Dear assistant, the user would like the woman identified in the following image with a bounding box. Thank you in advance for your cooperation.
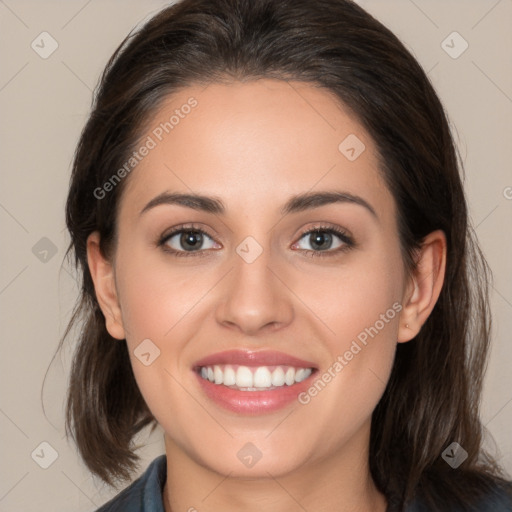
[58,0,512,510]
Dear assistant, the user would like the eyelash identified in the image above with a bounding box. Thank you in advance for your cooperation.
[157,223,355,259]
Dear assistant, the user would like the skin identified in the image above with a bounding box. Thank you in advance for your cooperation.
[87,79,446,512]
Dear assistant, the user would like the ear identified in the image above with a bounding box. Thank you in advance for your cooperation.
[86,231,126,340]
[397,229,447,343]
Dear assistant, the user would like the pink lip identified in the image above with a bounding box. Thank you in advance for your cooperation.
[193,349,317,369]
[192,349,318,415]
[194,373,316,415]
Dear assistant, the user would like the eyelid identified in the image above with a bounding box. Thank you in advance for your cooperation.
[159,222,217,243]
[295,222,353,242]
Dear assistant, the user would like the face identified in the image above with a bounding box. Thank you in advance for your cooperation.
[92,79,412,478]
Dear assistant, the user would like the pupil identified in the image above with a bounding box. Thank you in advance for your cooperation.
[181,231,202,251]
[310,231,331,251]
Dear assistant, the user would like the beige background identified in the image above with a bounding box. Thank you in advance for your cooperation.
[0,0,511,510]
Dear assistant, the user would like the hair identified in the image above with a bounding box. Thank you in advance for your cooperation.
[49,0,511,509]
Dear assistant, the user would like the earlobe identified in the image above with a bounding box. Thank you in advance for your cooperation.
[86,231,126,340]
[397,230,447,343]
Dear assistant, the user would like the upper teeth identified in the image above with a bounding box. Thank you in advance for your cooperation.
[199,364,313,389]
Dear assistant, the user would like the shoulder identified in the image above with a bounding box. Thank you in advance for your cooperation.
[94,454,167,512]
[405,480,512,512]
[471,482,512,511]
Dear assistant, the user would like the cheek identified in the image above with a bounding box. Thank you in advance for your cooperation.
[296,248,403,419]
[115,249,205,343]
[112,250,214,406]
[113,254,201,437]
[297,242,404,348]
[338,253,403,372]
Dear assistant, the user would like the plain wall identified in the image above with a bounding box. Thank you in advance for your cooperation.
[0,1,511,510]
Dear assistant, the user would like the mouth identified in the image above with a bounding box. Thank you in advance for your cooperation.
[196,364,314,390]
[192,350,318,414]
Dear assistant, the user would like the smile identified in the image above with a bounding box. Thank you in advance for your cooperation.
[198,364,314,390]
[193,349,318,414]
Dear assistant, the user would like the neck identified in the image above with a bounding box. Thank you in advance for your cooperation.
[162,422,387,512]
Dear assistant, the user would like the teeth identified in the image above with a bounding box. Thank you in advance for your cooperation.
[214,365,223,384]
[295,368,306,382]
[271,367,285,386]
[236,366,253,387]
[253,367,272,388]
[223,365,236,386]
[285,367,295,386]
[198,364,313,390]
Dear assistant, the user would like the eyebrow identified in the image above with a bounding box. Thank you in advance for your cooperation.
[140,190,378,219]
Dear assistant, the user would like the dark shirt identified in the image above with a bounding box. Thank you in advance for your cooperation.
[95,455,167,512]
[94,454,512,511]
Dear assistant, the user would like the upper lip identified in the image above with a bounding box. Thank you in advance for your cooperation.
[193,349,317,369]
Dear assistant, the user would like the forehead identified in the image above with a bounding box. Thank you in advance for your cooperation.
[119,79,394,221]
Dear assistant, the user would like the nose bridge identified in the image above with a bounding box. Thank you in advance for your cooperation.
[215,237,293,334]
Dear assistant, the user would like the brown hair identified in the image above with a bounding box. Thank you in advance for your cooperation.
[49,0,511,509]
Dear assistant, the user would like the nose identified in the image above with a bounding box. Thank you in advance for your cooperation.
[215,246,294,336]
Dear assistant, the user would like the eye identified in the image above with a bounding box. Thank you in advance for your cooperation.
[159,224,221,257]
[291,225,355,258]
[157,223,355,259]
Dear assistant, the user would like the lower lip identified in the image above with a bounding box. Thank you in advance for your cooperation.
[194,370,316,415]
